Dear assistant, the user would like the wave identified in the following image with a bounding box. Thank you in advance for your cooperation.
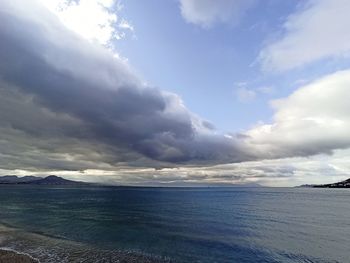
[0,223,172,263]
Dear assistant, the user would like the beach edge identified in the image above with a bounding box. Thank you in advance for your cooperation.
[0,248,39,263]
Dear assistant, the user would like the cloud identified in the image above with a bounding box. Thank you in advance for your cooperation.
[246,70,350,159]
[236,87,256,102]
[2,0,350,186]
[4,149,350,187]
[39,0,133,45]
[259,0,350,71]
[235,83,273,103]
[179,0,255,28]
[0,0,253,172]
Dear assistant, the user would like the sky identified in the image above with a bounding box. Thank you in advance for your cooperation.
[1,0,350,186]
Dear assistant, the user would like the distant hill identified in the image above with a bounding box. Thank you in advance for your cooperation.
[314,178,350,188]
[0,176,263,187]
[298,178,350,188]
[0,175,40,184]
[25,175,86,185]
[0,175,87,185]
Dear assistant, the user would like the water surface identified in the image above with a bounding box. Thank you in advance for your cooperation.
[0,186,349,262]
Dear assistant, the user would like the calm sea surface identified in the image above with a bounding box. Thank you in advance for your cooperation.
[0,186,349,262]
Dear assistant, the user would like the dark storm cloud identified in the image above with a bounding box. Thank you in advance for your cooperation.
[0,0,252,171]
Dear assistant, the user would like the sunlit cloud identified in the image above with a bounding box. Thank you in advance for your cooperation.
[259,0,350,71]
[179,0,255,28]
[39,0,133,46]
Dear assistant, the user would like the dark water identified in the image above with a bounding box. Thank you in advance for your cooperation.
[0,186,349,262]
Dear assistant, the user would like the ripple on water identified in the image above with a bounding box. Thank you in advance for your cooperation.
[0,224,173,263]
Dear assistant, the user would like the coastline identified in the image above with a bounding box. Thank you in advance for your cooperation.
[0,223,171,263]
[0,249,38,263]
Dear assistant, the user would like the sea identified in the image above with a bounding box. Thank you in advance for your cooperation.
[0,186,349,263]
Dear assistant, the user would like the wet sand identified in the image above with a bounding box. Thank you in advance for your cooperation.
[0,249,38,263]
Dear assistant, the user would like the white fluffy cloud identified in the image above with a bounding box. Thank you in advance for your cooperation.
[246,70,350,159]
[179,0,255,28]
[259,0,350,71]
[39,0,133,45]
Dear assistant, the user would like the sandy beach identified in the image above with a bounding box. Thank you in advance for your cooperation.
[0,249,38,263]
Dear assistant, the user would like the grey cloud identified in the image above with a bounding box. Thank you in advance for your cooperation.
[2,0,349,182]
[0,0,252,171]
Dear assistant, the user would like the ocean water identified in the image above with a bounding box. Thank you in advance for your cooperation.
[0,186,349,262]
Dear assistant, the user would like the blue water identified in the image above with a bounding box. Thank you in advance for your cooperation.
[0,186,349,262]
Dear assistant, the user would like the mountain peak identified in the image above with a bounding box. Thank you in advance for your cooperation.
[0,175,86,185]
[30,175,83,185]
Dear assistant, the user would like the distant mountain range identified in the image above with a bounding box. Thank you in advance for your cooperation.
[0,175,87,185]
[0,176,262,187]
[299,178,350,188]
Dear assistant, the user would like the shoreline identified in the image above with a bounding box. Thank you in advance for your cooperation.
[0,223,171,263]
[0,248,38,263]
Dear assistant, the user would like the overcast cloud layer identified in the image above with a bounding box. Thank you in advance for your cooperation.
[1,0,350,186]
[0,0,254,172]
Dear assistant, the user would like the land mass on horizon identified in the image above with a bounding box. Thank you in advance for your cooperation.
[299,178,350,188]
[0,175,263,187]
[0,175,86,186]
